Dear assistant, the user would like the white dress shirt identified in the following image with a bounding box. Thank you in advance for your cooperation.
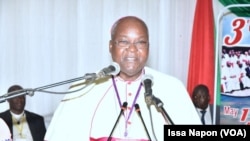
[196,106,212,125]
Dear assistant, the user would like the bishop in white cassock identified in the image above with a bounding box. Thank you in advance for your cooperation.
[44,67,201,141]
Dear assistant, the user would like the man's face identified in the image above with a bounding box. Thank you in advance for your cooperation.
[109,19,149,80]
[8,91,26,114]
[193,92,210,109]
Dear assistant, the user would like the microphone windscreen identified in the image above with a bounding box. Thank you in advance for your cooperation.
[110,62,120,76]
[141,74,153,86]
[135,103,139,110]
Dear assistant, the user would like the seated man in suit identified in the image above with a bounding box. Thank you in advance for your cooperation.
[191,84,220,125]
[0,84,46,141]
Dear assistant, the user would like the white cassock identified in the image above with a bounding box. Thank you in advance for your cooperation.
[44,67,201,141]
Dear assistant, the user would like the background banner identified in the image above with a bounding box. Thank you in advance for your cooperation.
[219,4,250,124]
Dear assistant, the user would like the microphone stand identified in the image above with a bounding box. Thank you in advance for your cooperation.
[108,102,128,141]
[152,96,174,125]
[0,89,34,103]
[135,104,152,141]
[0,73,97,103]
[34,73,97,91]
[144,89,174,125]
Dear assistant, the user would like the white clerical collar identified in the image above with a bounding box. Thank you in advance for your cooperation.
[10,111,24,120]
[115,68,145,82]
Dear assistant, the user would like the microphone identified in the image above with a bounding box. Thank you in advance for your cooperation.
[135,104,152,141]
[108,102,128,141]
[141,74,153,106]
[97,62,120,78]
[84,62,120,80]
[141,74,174,124]
[0,88,34,103]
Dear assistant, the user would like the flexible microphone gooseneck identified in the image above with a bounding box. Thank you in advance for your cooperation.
[135,103,152,141]
[107,102,128,141]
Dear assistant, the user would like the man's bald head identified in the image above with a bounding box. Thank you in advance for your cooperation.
[110,16,148,40]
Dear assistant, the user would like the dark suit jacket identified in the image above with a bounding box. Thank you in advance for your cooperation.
[209,104,220,125]
[0,110,46,141]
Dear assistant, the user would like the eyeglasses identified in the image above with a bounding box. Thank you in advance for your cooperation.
[113,40,149,49]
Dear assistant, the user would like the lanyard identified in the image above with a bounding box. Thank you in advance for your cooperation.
[111,76,143,137]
